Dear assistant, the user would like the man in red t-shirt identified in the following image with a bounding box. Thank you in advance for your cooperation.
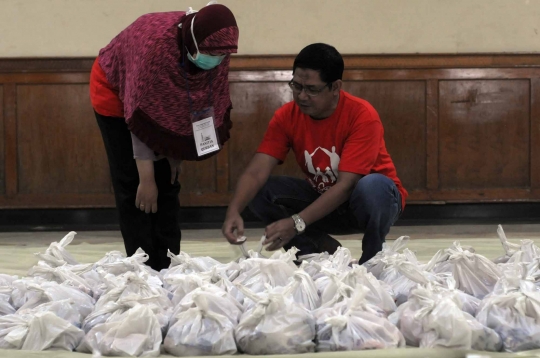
[222,43,408,264]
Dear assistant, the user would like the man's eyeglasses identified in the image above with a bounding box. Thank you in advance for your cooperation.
[288,80,331,97]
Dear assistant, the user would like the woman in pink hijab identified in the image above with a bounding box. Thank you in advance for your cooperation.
[90,2,239,270]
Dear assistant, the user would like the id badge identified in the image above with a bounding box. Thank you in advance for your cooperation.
[191,106,221,157]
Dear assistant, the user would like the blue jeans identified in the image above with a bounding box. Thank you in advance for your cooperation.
[248,174,402,264]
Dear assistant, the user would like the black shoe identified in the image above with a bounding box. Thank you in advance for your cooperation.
[315,235,342,255]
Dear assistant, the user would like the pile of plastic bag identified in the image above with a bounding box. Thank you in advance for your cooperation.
[0,226,539,356]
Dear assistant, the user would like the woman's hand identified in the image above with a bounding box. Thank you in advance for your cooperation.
[135,180,158,213]
[167,157,182,184]
[135,159,158,213]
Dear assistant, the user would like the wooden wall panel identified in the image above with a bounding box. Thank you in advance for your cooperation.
[531,78,540,194]
[1,55,540,208]
[0,85,6,195]
[179,157,218,196]
[16,84,111,194]
[227,82,303,191]
[438,80,530,189]
[426,80,440,192]
[0,86,3,195]
[3,84,17,199]
[342,81,426,192]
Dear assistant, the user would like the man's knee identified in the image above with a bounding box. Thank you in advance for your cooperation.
[351,174,396,204]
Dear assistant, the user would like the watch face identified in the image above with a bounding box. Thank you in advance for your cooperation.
[293,215,306,232]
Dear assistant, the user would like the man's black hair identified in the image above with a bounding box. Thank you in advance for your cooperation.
[293,43,344,83]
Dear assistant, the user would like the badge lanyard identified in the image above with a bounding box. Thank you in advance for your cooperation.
[182,67,221,157]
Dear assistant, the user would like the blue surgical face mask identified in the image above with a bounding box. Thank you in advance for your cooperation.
[187,15,225,70]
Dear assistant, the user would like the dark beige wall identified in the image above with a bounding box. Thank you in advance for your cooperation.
[2,0,540,57]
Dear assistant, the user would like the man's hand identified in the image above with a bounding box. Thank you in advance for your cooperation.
[263,217,296,251]
[135,180,158,213]
[222,210,245,245]
[167,157,182,184]
[221,153,279,245]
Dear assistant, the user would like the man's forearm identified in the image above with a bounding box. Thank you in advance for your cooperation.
[299,181,356,226]
[227,172,266,214]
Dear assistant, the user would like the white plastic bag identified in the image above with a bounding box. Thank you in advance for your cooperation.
[0,274,17,287]
[28,261,93,295]
[235,285,316,354]
[21,311,84,351]
[0,294,15,316]
[34,231,80,267]
[0,312,84,351]
[315,268,345,305]
[435,277,480,316]
[493,225,540,264]
[164,294,237,356]
[237,247,299,274]
[327,247,354,271]
[18,299,82,328]
[170,286,242,328]
[83,293,170,337]
[17,281,95,320]
[232,258,297,304]
[318,313,404,351]
[166,273,208,305]
[389,287,502,351]
[284,269,321,311]
[167,250,221,274]
[208,261,242,283]
[299,254,331,278]
[79,268,110,300]
[0,314,29,349]
[237,235,268,259]
[93,272,170,312]
[10,277,47,309]
[94,250,126,266]
[426,241,501,298]
[506,240,540,264]
[341,265,396,315]
[379,257,433,306]
[77,304,162,357]
[96,248,160,280]
[476,265,540,352]
[316,286,405,351]
[85,272,171,334]
[363,236,410,279]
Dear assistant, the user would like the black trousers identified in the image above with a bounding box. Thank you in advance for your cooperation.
[95,112,181,271]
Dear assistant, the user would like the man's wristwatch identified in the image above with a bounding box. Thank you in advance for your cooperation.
[291,214,306,235]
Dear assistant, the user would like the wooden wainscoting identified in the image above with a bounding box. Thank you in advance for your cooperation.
[1,54,540,208]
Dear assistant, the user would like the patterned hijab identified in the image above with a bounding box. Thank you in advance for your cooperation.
[98,4,239,160]
[180,3,239,63]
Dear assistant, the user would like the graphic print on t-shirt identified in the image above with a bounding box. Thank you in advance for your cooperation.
[304,146,340,193]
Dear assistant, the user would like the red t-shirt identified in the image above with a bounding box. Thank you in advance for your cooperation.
[257,90,408,209]
[89,57,124,118]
